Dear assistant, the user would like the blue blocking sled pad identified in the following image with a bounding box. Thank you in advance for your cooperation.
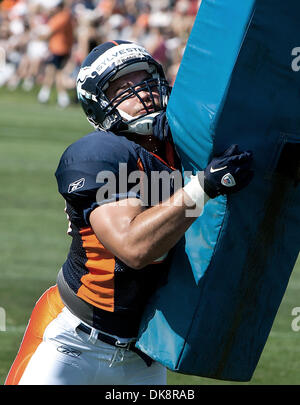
[136,0,300,381]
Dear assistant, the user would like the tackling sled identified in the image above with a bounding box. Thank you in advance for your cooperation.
[136,0,300,381]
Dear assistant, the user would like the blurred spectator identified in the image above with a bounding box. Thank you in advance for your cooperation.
[6,1,49,91]
[37,0,74,107]
[0,0,202,105]
[0,0,19,12]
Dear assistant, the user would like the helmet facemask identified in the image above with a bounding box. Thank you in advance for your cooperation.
[100,71,170,134]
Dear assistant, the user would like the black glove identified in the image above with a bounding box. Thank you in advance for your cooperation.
[203,144,254,198]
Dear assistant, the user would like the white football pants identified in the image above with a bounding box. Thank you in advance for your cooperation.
[13,304,166,385]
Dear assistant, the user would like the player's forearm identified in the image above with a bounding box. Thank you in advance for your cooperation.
[125,187,207,269]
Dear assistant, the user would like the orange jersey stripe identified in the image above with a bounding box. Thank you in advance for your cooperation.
[149,150,177,171]
[77,227,115,312]
[137,157,144,172]
[5,285,64,385]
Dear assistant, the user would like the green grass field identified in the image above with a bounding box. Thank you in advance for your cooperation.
[0,87,299,385]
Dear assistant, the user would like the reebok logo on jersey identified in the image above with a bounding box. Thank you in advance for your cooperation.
[68,178,85,193]
[57,345,81,357]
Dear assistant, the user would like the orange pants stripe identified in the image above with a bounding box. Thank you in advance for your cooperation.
[5,285,64,385]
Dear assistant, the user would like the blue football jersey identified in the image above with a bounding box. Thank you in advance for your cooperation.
[55,128,182,337]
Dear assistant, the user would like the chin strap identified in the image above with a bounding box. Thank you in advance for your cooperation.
[119,110,162,135]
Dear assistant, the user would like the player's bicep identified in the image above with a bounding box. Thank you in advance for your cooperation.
[89,198,144,264]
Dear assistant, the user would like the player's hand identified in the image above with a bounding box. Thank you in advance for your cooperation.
[203,144,254,198]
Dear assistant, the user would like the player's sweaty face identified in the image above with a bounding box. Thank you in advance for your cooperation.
[106,70,160,118]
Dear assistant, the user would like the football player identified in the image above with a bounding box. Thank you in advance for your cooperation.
[5,40,253,385]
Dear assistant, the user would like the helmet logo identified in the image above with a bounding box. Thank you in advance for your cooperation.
[77,68,98,101]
